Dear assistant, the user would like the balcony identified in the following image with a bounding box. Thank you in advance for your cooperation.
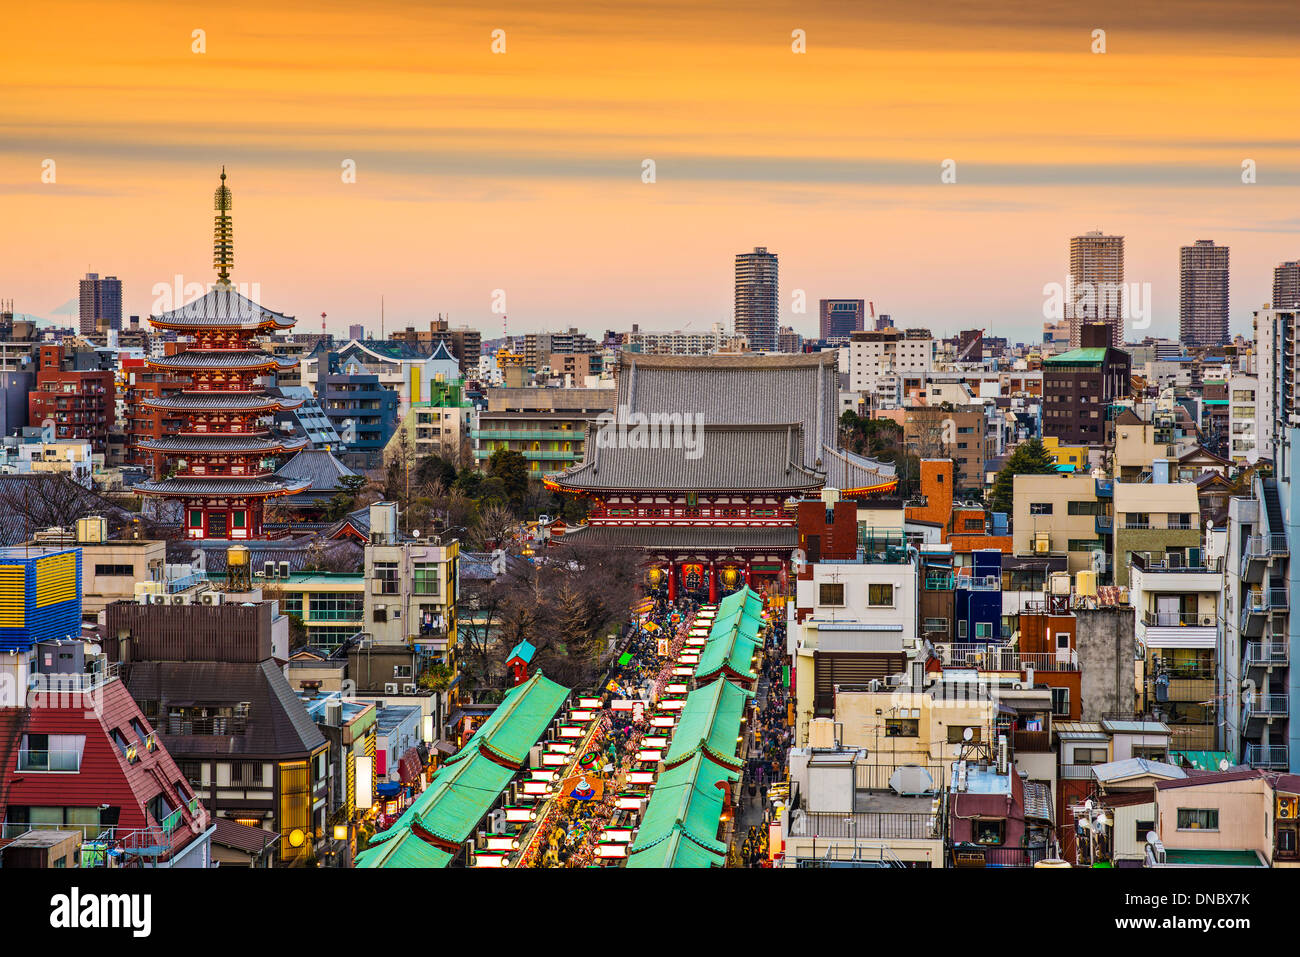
[954,574,1000,592]
[939,644,1080,673]
[27,661,120,694]
[1245,744,1289,768]
[950,843,1050,868]
[1243,694,1289,721]
[15,748,83,772]
[1245,641,1289,669]
[1095,515,1113,535]
[1012,728,1052,752]
[1240,589,1288,636]
[787,811,937,841]
[1142,610,1216,628]
[1059,763,1098,780]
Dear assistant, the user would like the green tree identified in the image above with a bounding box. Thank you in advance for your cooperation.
[988,437,1056,515]
[488,448,529,508]
[323,474,367,522]
[415,455,459,491]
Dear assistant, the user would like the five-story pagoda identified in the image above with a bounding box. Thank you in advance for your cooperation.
[135,169,310,539]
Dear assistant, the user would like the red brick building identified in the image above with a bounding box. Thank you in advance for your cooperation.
[121,355,186,472]
[27,344,115,454]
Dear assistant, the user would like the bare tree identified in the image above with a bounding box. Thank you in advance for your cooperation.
[473,502,516,550]
[0,475,125,542]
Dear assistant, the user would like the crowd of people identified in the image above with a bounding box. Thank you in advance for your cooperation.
[519,586,798,869]
[736,613,792,866]
[527,591,700,867]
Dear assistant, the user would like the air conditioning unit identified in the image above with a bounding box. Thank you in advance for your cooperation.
[279,561,290,578]
[402,683,417,695]
[200,592,223,606]
[384,682,399,694]
[263,561,277,579]
[1034,534,1050,554]
[171,595,188,605]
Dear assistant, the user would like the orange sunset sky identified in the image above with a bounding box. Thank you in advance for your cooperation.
[3,0,1299,342]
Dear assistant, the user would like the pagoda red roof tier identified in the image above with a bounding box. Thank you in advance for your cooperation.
[142,393,302,412]
[134,477,312,498]
[137,434,310,455]
[146,351,298,371]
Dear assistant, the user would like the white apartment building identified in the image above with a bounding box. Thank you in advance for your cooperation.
[623,323,739,356]
[1228,374,1260,464]
[789,527,920,741]
[847,330,934,398]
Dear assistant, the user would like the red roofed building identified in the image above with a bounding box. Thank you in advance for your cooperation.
[0,642,212,868]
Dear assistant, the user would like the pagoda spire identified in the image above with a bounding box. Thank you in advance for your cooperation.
[213,166,234,288]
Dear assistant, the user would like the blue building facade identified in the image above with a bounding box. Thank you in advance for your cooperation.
[0,546,83,651]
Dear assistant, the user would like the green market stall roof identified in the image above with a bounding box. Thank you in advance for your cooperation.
[663,679,751,771]
[355,672,569,868]
[627,752,739,868]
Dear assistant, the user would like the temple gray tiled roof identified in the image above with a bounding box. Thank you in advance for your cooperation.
[275,449,360,504]
[554,424,822,492]
[150,287,295,329]
[550,351,894,492]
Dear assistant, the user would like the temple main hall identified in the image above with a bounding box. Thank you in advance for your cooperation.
[547,351,897,601]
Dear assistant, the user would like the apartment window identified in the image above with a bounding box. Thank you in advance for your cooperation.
[1029,503,1052,515]
[1136,819,1156,843]
[867,583,894,607]
[1176,808,1219,831]
[1050,687,1070,716]
[1073,747,1108,766]
[819,583,845,607]
[975,622,992,639]
[306,593,363,621]
[373,561,399,594]
[1277,827,1298,857]
[373,605,388,623]
[1067,501,1102,516]
[17,734,85,772]
[948,725,981,744]
[177,760,204,788]
[958,620,968,638]
[94,563,134,576]
[924,617,948,634]
[1133,746,1167,762]
[974,819,1005,846]
[229,761,265,787]
[148,793,176,832]
[885,718,919,737]
[413,563,439,595]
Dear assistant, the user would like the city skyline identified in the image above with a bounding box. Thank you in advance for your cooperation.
[3,2,1300,342]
